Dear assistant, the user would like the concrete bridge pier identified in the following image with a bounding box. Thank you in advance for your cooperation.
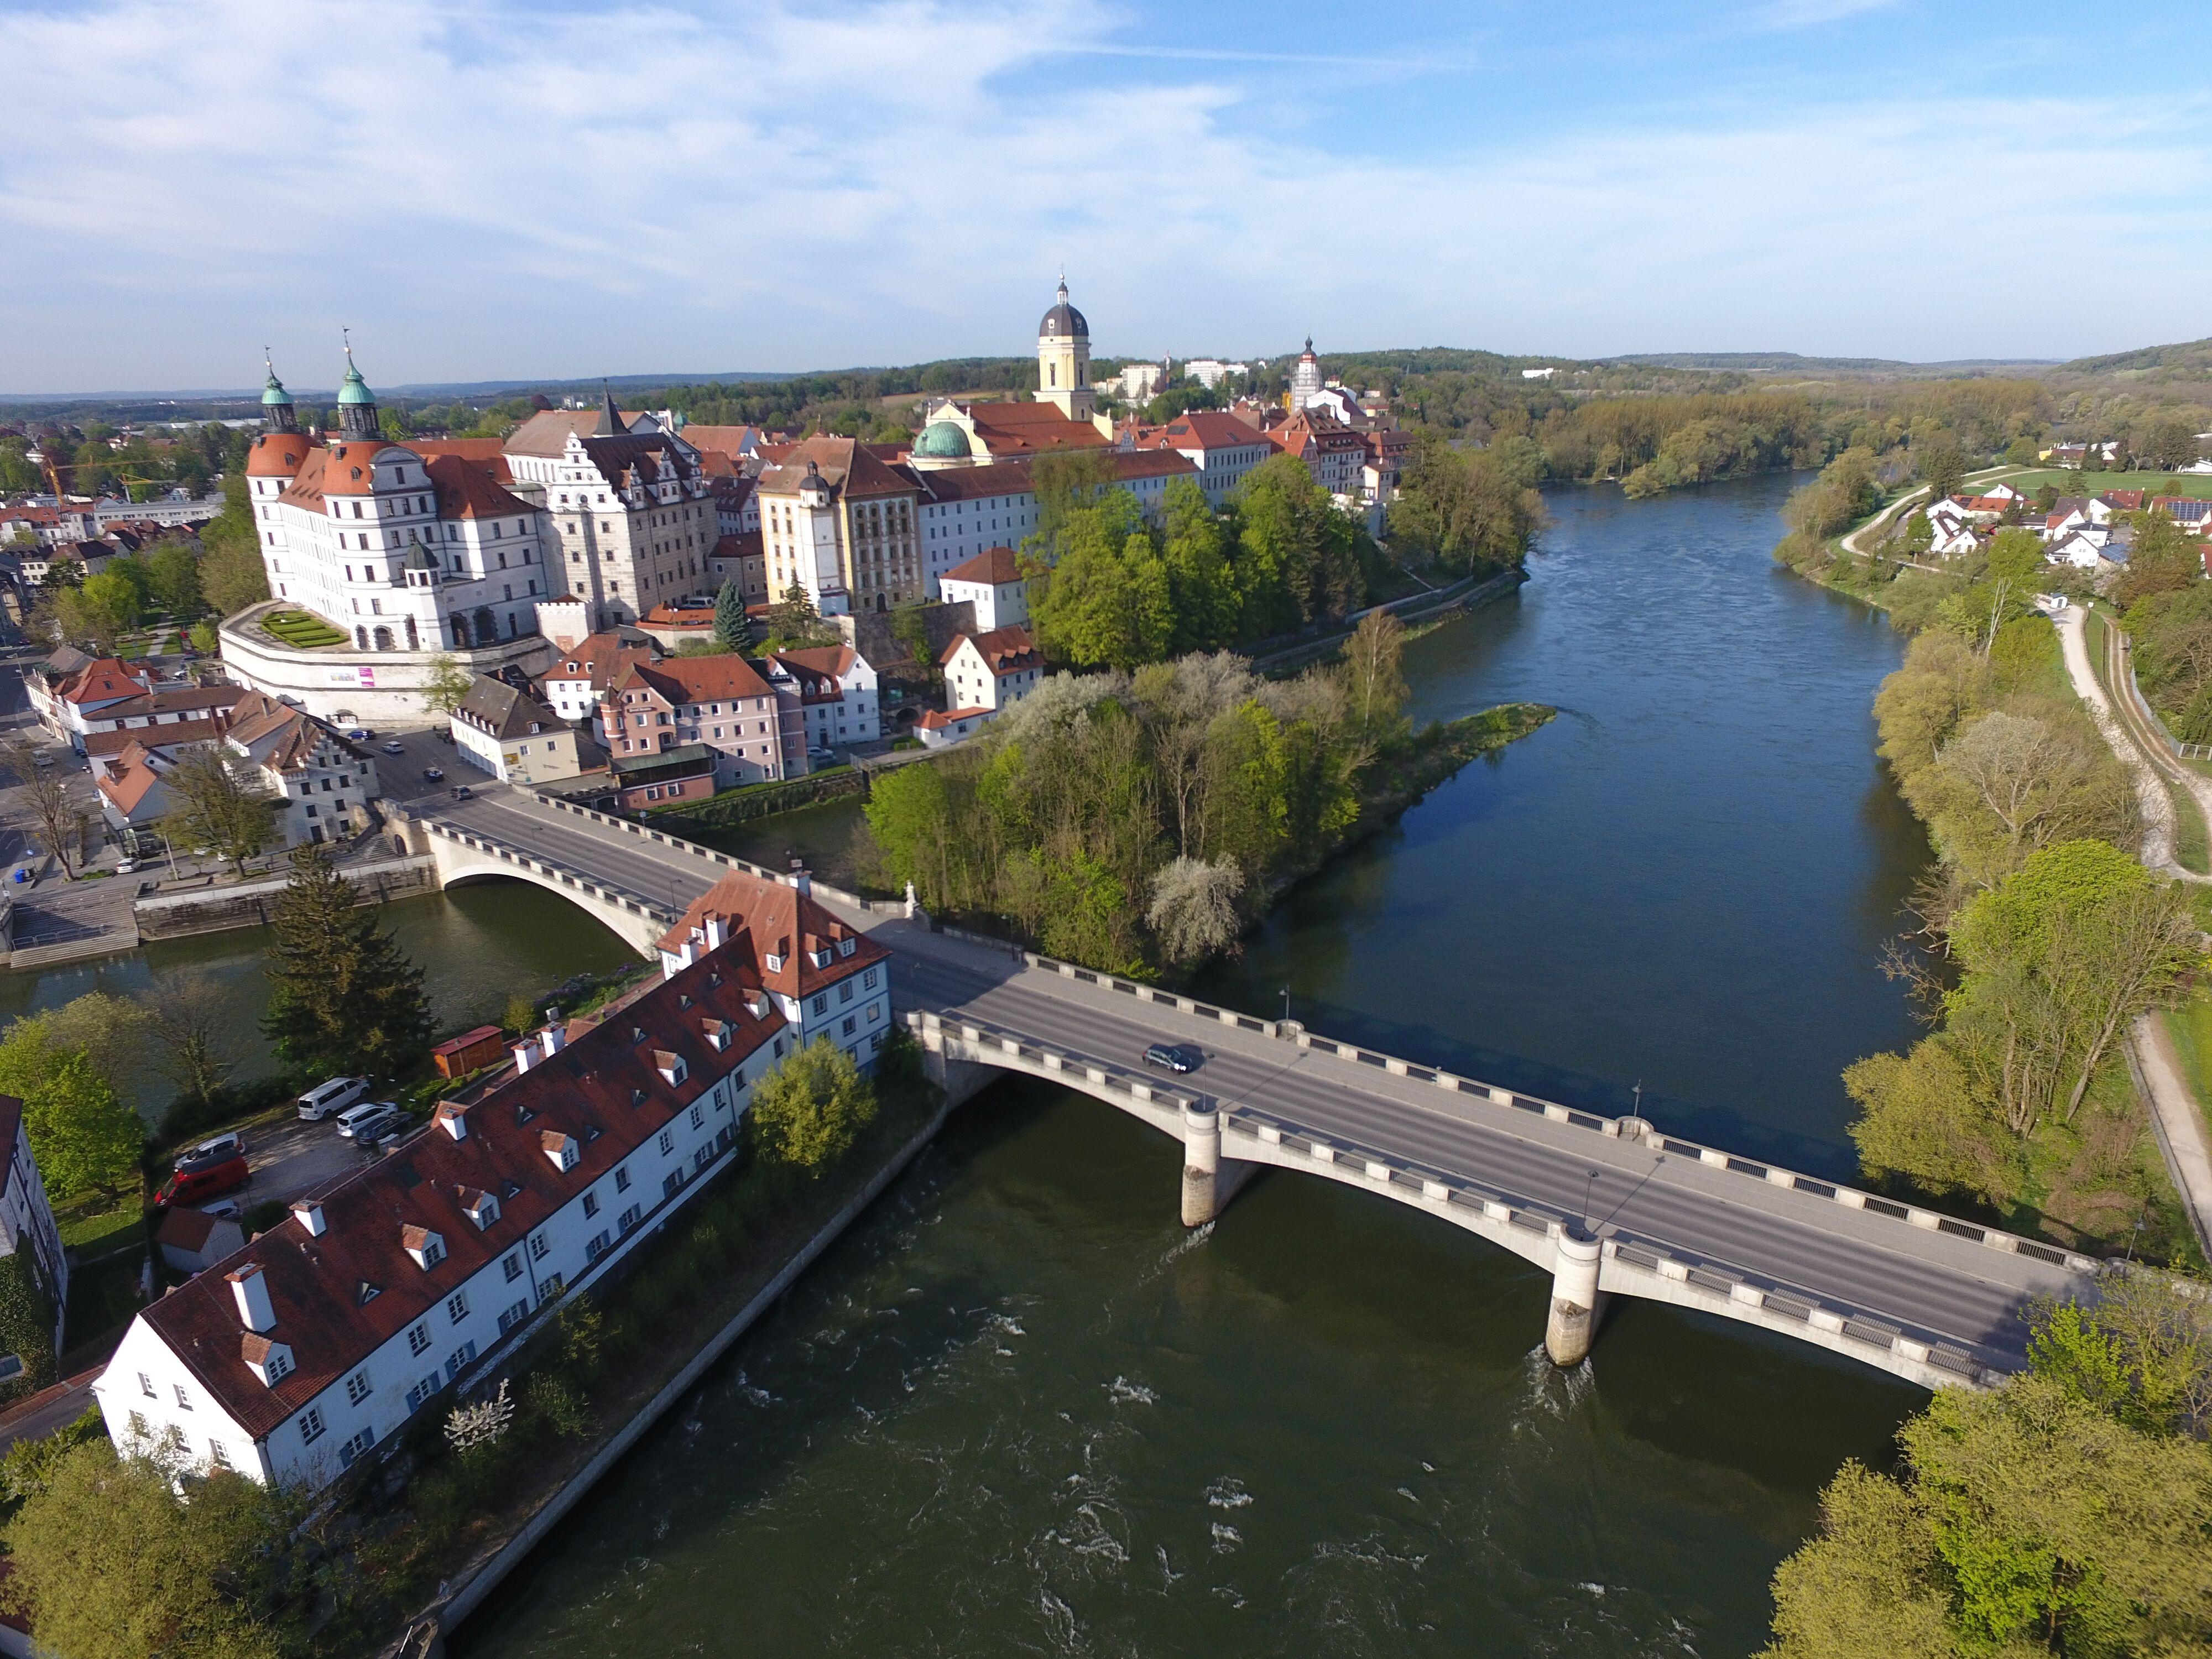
[1543,1230,1605,1367]
[1180,1105,1255,1226]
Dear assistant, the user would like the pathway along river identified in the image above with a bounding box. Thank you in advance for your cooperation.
[442,472,1934,1657]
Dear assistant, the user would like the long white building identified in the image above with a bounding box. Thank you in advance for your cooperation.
[94,873,891,1493]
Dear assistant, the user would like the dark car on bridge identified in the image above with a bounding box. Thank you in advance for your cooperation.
[1143,1042,1203,1074]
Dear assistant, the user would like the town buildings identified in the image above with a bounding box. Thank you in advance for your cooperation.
[0,1097,68,1360]
[92,898,872,1493]
[451,677,585,785]
[221,692,384,846]
[765,645,880,751]
[603,655,796,789]
[1034,278,1094,420]
[754,439,922,617]
[539,628,660,723]
[503,390,718,628]
[938,546,1029,631]
[925,624,1044,749]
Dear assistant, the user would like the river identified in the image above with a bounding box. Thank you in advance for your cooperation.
[440,474,1937,1659]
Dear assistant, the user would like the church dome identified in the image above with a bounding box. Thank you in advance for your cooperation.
[337,351,375,406]
[913,420,971,460]
[1038,279,1088,340]
[262,367,294,407]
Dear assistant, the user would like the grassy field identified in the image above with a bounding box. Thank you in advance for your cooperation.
[2004,468,2212,499]
[262,609,347,648]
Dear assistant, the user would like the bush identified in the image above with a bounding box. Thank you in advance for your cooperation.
[748,1037,877,1172]
[0,1252,58,1400]
[523,1374,592,1439]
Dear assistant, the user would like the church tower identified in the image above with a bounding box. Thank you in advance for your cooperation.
[1035,278,1092,420]
[336,333,380,439]
[260,351,298,435]
[1290,337,1323,412]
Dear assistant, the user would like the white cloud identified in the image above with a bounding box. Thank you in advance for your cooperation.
[1,0,2208,391]
[1750,0,1902,29]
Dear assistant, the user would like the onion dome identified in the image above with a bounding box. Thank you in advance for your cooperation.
[337,353,375,406]
[1038,278,1087,340]
[913,420,972,460]
[261,354,294,407]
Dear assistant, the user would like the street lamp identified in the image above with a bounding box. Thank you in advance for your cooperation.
[1279,986,1291,1024]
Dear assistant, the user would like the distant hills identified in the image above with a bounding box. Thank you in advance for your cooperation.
[2056,337,2212,377]
[1609,351,2057,376]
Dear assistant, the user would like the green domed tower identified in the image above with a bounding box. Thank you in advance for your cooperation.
[910,419,973,468]
[336,334,379,439]
[260,351,298,435]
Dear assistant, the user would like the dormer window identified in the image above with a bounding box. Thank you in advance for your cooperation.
[703,1020,731,1052]
[810,947,832,969]
[242,1334,294,1387]
[654,1051,686,1086]
[542,1129,580,1171]
[403,1227,446,1270]
[764,952,784,973]
[461,1189,500,1230]
[838,937,857,958]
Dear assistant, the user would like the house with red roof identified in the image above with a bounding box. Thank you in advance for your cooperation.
[92,917,814,1492]
[927,625,1045,747]
[26,654,154,749]
[938,546,1029,632]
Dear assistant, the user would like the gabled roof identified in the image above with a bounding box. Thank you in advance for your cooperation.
[915,462,1037,504]
[655,870,888,1000]
[755,435,917,502]
[942,546,1024,586]
[425,454,533,520]
[456,675,562,740]
[59,659,152,706]
[544,628,659,690]
[941,624,1041,674]
[1156,410,1270,451]
[504,408,634,457]
[613,654,774,707]
[132,940,787,1441]
[319,441,405,498]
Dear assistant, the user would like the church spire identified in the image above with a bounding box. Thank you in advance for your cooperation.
[592,379,623,437]
[336,328,379,439]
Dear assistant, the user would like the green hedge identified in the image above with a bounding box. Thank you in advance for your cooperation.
[650,765,868,829]
[0,1251,57,1401]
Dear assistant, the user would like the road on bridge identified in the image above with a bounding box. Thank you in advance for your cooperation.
[427,787,2086,1378]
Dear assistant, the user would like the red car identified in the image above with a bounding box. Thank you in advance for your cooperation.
[155,1155,248,1209]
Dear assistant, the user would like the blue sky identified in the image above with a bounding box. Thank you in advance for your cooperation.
[3,0,2209,393]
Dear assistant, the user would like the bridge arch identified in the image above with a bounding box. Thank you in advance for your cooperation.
[421,826,675,955]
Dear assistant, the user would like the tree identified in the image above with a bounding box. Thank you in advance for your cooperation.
[2144,413,2199,472]
[144,541,203,619]
[503,991,538,1036]
[1145,855,1245,962]
[420,653,474,719]
[0,1015,144,1201]
[1339,609,1410,739]
[160,747,276,877]
[748,1035,875,1170]
[195,475,269,618]
[2112,509,2204,608]
[0,1437,289,1659]
[2002,435,2042,466]
[1912,431,1968,503]
[764,581,831,649]
[713,577,748,650]
[138,972,238,1114]
[262,844,432,1078]
[1388,432,1543,578]
[1,741,93,879]
[889,602,937,686]
[1235,454,1369,629]
[1160,477,1239,653]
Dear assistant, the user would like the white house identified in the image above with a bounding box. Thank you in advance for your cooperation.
[451,676,583,785]
[221,692,384,847]
[92,920,816,1493]
[2049,529,2115,570]
[939,625,1043,717]
[763,645,879,751]
[1144,410,1273,507]
[937,546,1029,632]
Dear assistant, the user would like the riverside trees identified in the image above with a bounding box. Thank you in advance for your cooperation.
[262,844,431,1079]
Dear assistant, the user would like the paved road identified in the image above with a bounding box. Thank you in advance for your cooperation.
[413,790,2091,1375]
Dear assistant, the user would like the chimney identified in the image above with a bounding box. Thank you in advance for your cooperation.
[512,1039,539,1074]
[541,1016,567,1057]
[789,859,811,898]
[704,915,727,951]
[437,1102,468,1141]
[290,1199,326,1237]
[227,1262,276,1333]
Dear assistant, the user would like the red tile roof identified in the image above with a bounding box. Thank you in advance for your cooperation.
[655,870,887,1000]
[942,546,1024,585]
[134,941,786,1440]
[941,624,1041,674]
[246,432,316,479]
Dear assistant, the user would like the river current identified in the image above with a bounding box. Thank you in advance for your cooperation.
[439,474,1936,1658]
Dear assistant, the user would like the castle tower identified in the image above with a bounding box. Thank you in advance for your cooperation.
[1290,337,1323,412]
[336,333,379,439]
[1036,277,1092,420]
[260,351,298,435]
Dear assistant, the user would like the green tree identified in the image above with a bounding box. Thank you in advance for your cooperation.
[1234,454,1368,632]
[713,577,748,649]
[1387,432,1542,578]
[1912,431,1968,503]
[0,1015,144,1201]
[0,1437,289,1659]
[1339,609,1410,740]
[2144,413,2199,471]
[160,747,277,877]
[0,1254,56,1397]
[421,653,474,719]
[748,1035,876,1170]
[2002,435,2042,466]
[1160,477,1239,652]
[262,843,432,1078]
[1029,494,1172,670]
[144,541,203,618]
[195,476,269,617]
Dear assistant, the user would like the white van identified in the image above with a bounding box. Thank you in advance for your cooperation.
[334,1101,401,1141]
[297,1076,370,1121]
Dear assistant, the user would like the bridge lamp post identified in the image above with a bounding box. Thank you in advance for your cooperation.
[1279,987,1290,1024]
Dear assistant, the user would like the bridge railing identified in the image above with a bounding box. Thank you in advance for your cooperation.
[420,817,682,930]
[530,793,889,917]
[951,945,2105,1282]
[913,1009,2012,1386]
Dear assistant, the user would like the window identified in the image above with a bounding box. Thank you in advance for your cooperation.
[618,1203,642,1234]
[208,1441,231,1470]
[298,1407,326,1446]
[446,1290,469,1324]
[658,1128,675,1156]
[614,1166,630,1194]
[138,1371,154,1398]
[406,1376,439,1413]
[664,1169,685,1199]
[583,1191,600,1219]
[497,1298,530,1334]
[812,995,827,1017]
[338,1426,376,1468]
[443,1342,478,1383]
[863,967,878,992]
[128,1410,147,1439]
[530,1230,550,1261]
[538,1272,565,1303]
[345,1368,373,1406]
[839,980,853,1004]
[175,1385,193,1412]
[586,1230,611,1261]
[503,1251,523,1282]
[408,1321,430,1356]
[690,1103,705,1130]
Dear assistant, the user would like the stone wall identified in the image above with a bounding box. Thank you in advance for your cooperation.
[134,855,437,941]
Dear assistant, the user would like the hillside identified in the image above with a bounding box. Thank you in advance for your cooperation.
[2059,336,2212,379]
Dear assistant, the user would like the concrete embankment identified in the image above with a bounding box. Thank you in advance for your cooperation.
[133,855,438,942]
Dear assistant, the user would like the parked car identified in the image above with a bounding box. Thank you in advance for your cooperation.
[296,1076,370,1121]
[357,1114,415,1153]
[175,1130,246,1171]
[155,1155,247,1209]
[1142,1042,1203,1074]
[199,1198,244,1221]
[333,1100,403,1141]
[344,727,373,742]
[450,785,472,800]
[380,740,406,755]
[422,766,445,782]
